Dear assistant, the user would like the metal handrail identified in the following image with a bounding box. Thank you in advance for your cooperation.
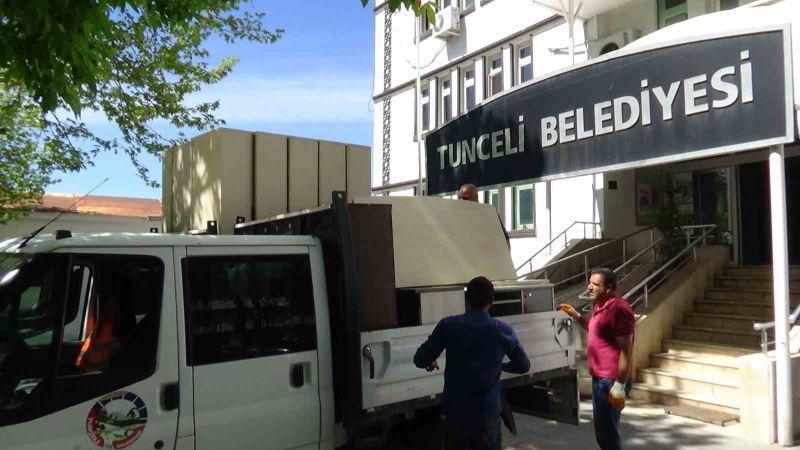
[754,303,800,354]
[622,224,717,309]
[515,221,602,274]
[575,236,666,303]
[518,226,655,280]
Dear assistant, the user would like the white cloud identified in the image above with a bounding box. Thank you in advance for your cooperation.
[76,71,375,126]
[189,71,374,124]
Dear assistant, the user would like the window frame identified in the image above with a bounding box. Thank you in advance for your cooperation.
[658,0,688,28]
[517,44,533,84]
[421,87,431,132]
[440,77,453,123]
[511,184,536,234]
[182,253,317,367]
[462,68,476,112]
[488,54,504,97]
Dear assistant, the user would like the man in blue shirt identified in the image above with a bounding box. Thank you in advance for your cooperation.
[413,276,531,450]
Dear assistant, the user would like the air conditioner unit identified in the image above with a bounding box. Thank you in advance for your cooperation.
[588,28,642,58]
[433,5,460,39]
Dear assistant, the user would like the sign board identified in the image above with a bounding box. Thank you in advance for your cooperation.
[425,26,795,195]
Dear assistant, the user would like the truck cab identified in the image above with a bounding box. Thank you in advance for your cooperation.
[0,233,335,450]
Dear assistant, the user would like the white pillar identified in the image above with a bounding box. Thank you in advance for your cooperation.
[502,46,513,90]
[450,67,460,117]
[768,144,793,446]
[474,58,485,104]
[429,78,438,129]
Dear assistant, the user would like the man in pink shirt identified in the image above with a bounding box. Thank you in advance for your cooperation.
[558,268,634,450]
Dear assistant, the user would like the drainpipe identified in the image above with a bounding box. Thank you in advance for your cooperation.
[768,144,793,446]
[415,18,424,196]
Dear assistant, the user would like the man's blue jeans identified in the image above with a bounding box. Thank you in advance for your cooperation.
[444,416,501,450]
[592,377,631,450]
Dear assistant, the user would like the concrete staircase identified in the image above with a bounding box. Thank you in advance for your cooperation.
[630,265,800,422]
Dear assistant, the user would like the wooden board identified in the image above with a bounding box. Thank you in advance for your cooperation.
[217,128,253,234]
[319,141,346,206]
[354,196,516,288]
[348,203,397,331]
[289,137,319,211]
[254,132,288,220]
[346,145,371,198]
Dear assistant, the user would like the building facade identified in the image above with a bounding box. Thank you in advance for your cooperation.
[372,0,766,271]
[372,0,600,271]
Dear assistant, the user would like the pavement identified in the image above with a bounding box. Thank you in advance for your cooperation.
[502,400,800,450]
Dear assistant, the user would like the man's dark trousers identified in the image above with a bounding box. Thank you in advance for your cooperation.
[592,377,632,450]
[444,416,501,450]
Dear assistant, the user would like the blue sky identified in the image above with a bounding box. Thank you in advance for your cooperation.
[49,1,376,199]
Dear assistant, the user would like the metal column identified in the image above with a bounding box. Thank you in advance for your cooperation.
[768,144,793,446]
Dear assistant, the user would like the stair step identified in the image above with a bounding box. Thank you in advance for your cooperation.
[705,288,800,303]
[673,325,761,348]
[716,276,800,290]
[630,382,739,415]
[684,312,768,332]
[694,299,777,317]
[662,339,756,358]
[724,265,800,278]
[649,352,740,381]
[664,404,740,427]
[637,368,739,404]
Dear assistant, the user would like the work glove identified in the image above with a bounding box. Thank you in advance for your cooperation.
[608,381,626,410]
[557,303,577,318]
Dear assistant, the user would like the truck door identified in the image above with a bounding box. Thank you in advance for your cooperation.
[182,246,321,450]
[0,248,179,450]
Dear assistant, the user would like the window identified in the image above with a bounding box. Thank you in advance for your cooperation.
[658,0,688,28]
[0,253,164,425]
[441,79,452,122]
[421,88,430,132]
[488,54,503,96]
[720,0,738,10]
[462,0,475,11]
[483,189,500,210]
[463,69,476,111]
[518,45,533,83]
[184,254,316,366]
[513,184,535,231]
[442,0,451,6]
[419,15,432,36]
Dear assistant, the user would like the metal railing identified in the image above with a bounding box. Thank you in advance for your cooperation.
[515,221,602,275]
[621,224,717,310]
[754,304,800,355]
[517,226,655,281]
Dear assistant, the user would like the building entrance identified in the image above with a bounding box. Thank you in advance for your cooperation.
[739,155,800,265]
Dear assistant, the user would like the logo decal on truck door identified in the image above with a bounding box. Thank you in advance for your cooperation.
[86,391,148,449]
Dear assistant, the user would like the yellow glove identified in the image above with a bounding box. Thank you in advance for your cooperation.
[608,381,626,410]
[557,303,576,317]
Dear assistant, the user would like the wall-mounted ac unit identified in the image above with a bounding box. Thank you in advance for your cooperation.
[433,5,460,39]
[588,28,642,58]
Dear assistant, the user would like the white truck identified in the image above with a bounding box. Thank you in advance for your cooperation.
[0,193,577,450]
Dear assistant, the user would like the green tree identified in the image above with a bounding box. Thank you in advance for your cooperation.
[360,0,437,23]
[0,1,282,221]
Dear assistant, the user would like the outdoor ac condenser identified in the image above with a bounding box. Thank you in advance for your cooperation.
[588,28,642,58]
[433,5,460,39]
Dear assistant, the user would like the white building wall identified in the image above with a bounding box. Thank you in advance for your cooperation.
[0,212,163,240]
[372,1,604,271]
